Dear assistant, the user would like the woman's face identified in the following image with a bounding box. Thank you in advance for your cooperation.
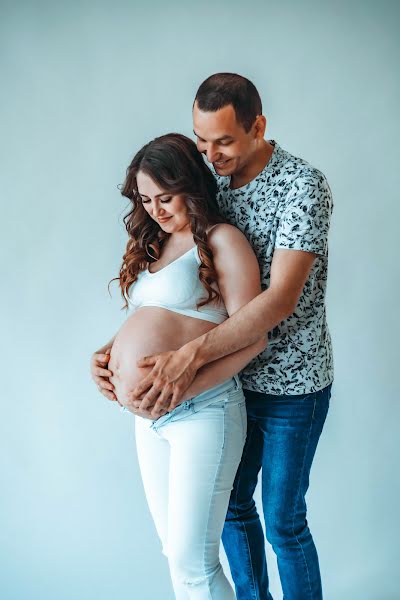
[136,170,190,233]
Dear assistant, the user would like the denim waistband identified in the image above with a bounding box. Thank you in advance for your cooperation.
[188,373,242,405]
[148,374,243,432]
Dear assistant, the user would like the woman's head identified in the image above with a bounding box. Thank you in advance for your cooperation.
[121,132,221,233]
[115,133,224,308]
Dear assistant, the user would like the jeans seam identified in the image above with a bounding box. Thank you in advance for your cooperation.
[230,420,260,600]
[201,402,225,600]
[291,393,317,599]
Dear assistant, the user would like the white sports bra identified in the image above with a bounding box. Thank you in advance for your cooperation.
[127,244,228,325]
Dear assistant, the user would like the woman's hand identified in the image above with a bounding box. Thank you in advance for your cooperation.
[90,347,117,402]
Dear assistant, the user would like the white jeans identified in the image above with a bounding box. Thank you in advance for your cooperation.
[135,375,247,600]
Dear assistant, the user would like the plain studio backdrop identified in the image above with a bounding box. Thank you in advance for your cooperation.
[1,1,399,598]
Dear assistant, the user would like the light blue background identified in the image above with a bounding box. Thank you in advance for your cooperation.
[1,1,399,598]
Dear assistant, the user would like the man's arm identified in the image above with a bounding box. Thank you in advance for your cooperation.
[182,335,267,402]
[190,248,316,367]
[129,336,267,418]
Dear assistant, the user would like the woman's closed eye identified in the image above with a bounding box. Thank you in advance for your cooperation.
[141,197,172,204]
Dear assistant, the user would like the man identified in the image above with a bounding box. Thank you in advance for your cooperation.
[92,73,333,599]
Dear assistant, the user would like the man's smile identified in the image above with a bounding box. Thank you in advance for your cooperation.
[214,158,232,168]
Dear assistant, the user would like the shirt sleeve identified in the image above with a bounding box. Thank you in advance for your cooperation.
[275,171,333,255]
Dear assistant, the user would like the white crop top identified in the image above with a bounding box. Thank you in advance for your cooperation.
[127,245,229,325]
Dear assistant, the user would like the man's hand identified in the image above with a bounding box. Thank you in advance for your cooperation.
[132,345,201,418]
[90,347,117,402]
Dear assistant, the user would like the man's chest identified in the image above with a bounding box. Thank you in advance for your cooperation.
[216,187,285,271]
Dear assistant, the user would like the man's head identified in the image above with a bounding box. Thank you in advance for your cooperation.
[193,73,266,177]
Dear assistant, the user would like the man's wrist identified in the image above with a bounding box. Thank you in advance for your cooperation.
[184,334,210,370]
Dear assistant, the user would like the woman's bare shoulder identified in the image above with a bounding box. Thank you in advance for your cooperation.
[207,223,251,252]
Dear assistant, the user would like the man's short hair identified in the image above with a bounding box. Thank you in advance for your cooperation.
[194,73,262,133]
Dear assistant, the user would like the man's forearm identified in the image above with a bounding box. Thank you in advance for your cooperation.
[181,336,267,401]
[189,288,293,370]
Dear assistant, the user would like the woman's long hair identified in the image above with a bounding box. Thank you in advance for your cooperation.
[114,133,225,309]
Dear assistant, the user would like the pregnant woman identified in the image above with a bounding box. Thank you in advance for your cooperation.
[91,133,266,599]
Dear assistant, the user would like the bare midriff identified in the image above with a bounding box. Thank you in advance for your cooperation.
[108,307,217,408]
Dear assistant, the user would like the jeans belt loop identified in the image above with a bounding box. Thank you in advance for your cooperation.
[233,374,241,390]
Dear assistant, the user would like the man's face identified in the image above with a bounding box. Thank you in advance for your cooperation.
[193,102,257,177]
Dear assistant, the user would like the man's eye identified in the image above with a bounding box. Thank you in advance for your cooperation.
[220,140,233,146]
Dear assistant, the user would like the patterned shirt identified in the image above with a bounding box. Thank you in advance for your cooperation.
[215,141,334,395]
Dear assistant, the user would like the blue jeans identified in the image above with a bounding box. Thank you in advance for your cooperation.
[222,384,331,600]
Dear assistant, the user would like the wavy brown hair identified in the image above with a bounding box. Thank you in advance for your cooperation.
[113,133,226,309]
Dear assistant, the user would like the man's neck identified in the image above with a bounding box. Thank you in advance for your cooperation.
[230,140,275,190]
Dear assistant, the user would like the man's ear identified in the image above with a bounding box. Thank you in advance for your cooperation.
[254,115,267,139]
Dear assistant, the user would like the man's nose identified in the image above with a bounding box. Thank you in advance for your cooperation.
[206,144,220,163]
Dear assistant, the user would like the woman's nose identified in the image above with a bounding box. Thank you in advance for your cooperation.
[153,203,165,217]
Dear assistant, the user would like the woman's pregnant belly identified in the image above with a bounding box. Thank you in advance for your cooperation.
[108,307,217,409]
